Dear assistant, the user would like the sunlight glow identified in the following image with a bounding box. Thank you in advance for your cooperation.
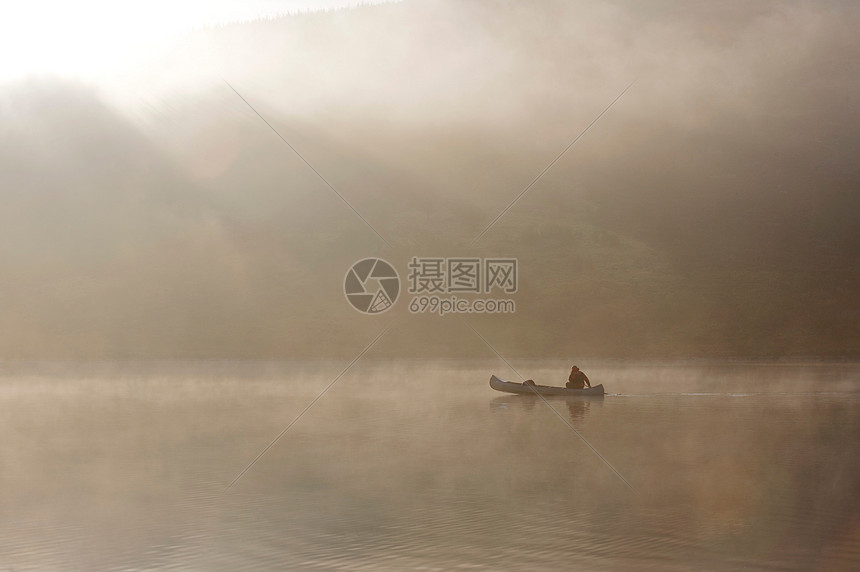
[0,1,395,82]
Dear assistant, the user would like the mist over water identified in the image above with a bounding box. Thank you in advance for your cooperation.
[1,360,857,570]
[2,1,859,569]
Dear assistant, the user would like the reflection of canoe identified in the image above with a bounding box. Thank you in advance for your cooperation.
[490,375,605,396]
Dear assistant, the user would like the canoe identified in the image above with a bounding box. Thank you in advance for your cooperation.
[489,375,605,396]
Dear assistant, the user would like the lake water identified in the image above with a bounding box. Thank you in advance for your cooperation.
[1,360,858,570]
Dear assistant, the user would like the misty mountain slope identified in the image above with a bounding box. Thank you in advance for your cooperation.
[1,0,858,357]
[183,0,860,267]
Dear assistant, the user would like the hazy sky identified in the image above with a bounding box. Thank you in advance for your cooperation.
[0,0,398,81]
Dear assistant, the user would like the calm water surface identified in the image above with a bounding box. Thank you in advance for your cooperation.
[1,360,858,570]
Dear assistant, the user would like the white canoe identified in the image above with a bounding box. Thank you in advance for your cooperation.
[489,375,605,396]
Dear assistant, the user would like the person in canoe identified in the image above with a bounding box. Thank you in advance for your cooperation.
[566,365,591,389]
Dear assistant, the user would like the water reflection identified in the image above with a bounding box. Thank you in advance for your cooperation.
[565,398,593,430]
[0,361,857,571]
[490,394,603,430]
